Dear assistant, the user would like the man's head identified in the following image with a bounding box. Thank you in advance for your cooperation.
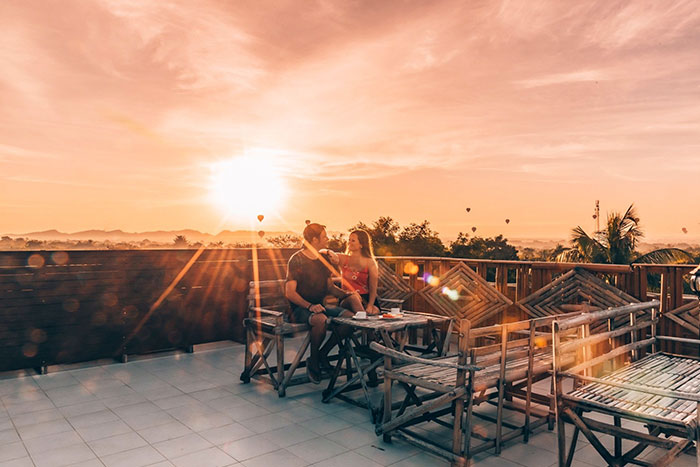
[303,223,329,250]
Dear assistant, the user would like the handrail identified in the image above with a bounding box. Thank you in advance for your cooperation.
[369,342,481,371]
[555,301,660,331]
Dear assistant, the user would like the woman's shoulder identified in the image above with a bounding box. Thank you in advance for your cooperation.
[360,256,377,270]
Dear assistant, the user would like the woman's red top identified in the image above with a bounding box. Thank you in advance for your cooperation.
[339,256,369,294]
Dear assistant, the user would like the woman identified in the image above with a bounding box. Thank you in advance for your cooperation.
[335,230,380,315]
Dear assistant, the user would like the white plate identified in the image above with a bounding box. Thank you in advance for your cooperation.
[352,315,368,320]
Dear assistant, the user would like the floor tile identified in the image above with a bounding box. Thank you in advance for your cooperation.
[101,445,165,467]
[0,457,35,467]
[260,424,318,448]
[68,409,119,428]
[287,437,348,463]
[24,430,84,456]
[388,452,449,467]
[324,425,375,450]
[153,433,212,459]
[311,450,382,467]
[305,415,353,436]
[137,421,192,444]
[0,428,20,445]
[58,401,107,419]
[119,410,175,431]
[0,442,28,463]
[243,413,295,434]
[220,433,280,461]
[12,408,64,428]
[75,419,133,442]
[17,419,74,441]
[31,442,96,467]
[170,447,236,467]
[241,448,306,467]
[88,431,148,457]
[199,423,255,445]
[353,439,418,466]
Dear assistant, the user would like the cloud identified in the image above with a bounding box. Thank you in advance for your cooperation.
[515,70,608,88]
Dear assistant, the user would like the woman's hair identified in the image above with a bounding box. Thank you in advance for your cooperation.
[347,229,375,259]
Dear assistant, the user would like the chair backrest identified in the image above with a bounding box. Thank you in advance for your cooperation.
[248,280,290,314]
[552,300,660,379]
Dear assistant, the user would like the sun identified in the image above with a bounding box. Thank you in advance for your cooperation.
[208,153,287,222]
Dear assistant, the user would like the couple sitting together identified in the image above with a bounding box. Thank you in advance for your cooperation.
[285,223,380,383]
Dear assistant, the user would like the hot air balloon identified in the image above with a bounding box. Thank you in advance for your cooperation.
[257,214,264,222]
[305,220,311,225]
[682,227,688,234]
[592,214,597,219]
[505,219,510,224]
[471,227,477,233]
[258,230,265,238]
[465,208,471,213]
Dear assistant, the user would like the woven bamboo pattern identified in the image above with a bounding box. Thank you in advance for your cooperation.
[569,353,700,425]
[665,300,700,335]
[377,260,415,302]
[517,267,639,318]
[417,263,512,325]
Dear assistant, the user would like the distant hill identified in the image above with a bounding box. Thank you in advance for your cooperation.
[1,229,300,244]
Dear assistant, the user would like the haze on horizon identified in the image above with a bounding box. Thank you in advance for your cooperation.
[2,0,699,243]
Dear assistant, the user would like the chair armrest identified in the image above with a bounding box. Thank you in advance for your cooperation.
[249,306,284,317]
[369,342,481,371]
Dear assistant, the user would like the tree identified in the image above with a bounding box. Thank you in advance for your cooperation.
[173,235,189,248]
[449,233,518,260]
[556,204,693,264]
[328,234,346,252]
[396,221,446,257]
[350,216,400,255]
[267,234,301,249]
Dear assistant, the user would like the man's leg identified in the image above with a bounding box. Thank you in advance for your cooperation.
[307,312,327,381]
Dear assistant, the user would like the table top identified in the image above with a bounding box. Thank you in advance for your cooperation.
[331,311,450,332]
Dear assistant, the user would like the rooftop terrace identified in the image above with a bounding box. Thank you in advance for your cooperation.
[1,338,698,467]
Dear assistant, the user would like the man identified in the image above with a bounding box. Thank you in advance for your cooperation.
[285,223,361,383]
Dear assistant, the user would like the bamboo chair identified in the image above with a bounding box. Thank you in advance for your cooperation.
[239,280,311,397]
[551,300,700,467]
[373,315,572,466]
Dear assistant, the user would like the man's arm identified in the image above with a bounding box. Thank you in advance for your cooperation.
[327,279,353,300]
[285,280,325,313]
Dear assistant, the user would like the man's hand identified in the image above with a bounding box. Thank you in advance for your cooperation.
[309,304,326,313]
[366,304,380,315]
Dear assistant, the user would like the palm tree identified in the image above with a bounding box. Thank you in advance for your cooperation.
[556,204,693,264]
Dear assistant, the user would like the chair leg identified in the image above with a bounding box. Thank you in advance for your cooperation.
[240,325,252,383]
[277,333,286,397]
[282,332,310,391]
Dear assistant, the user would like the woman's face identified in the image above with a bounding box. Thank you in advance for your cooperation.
[348,233,361,252]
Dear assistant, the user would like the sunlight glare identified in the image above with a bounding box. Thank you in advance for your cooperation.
[208,153,287,222]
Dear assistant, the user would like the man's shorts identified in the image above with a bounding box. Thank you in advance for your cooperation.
[290,304,349,325]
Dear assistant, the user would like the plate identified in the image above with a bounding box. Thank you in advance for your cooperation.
[381,314,402,320]
[352,316,368,320]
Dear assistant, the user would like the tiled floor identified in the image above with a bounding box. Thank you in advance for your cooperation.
[0,340,697,467]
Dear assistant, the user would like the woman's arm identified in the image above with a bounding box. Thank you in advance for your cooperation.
[366,260,379,313]
[321,250,345,266]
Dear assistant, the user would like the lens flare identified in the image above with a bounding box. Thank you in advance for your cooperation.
[404,262,419,275]
[424,274,440,287]
[441,287,460,301]
[27,254,45,268]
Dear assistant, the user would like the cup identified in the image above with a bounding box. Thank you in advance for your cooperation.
[355,311,367,319]
[390,307,402,317]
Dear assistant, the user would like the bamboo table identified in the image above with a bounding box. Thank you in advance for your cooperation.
[321,312,452,423]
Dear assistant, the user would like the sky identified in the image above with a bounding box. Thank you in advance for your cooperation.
[2,0,700,242]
